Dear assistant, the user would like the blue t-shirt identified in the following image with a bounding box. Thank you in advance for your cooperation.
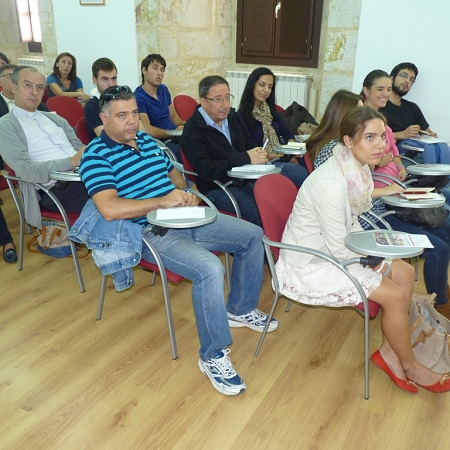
[134,84,175,130]
[47,74,83,98]
[80,130,175,224]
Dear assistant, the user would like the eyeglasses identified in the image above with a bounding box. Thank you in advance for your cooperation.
[100,85,133,108]
[398,72,416,84]
[0,73,12,80]
[203,94,234,104]
[21,82,46,93]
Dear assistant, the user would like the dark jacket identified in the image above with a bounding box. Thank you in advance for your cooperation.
[281,101,317,134]
[180,106,257,194]
[0,95,48,118]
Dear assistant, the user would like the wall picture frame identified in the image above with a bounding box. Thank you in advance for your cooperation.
[79,0,105,5]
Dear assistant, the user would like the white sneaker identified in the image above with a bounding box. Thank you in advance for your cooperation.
[227,308,279,332]
[198,349,246,396]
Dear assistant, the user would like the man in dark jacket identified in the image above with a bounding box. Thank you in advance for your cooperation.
[181,75,267,226]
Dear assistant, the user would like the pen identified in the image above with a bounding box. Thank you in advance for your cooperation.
[262,139,269,152]
[419,130,431,135]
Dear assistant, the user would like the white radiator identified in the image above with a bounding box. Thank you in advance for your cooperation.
[18,57,45,72]
[226,70,313,110]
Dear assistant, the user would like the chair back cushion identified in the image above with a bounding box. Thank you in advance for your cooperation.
[254,174,298,260]
[304,151,314,174]
[75,116,91,145]
[173,95,197,121]
[46,96,84,128]
[180,147,197,184]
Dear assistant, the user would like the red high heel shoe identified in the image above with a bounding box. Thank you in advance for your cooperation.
[371,350,418,394]
[407,374,450,393]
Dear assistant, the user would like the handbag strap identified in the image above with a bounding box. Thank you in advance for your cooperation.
[40,227,63,250]
[411,328,435,348]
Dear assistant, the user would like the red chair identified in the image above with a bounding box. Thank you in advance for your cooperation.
[275,104,285,113]
[96,190,231,360]
[173,95,197,121]
[253,174,380,399]
[304,151,314,174]
[46,96,84,128]
[2,162,85,292]
[75,116,91,145]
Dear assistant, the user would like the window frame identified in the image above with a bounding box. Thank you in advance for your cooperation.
[236,0,324,68]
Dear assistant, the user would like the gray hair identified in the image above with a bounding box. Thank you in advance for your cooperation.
[198,75,229,98]
[11,66,45,86]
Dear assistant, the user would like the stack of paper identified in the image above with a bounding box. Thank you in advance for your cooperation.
[373,231,434,248]
[156,207,206,220]
[231,165,275,172]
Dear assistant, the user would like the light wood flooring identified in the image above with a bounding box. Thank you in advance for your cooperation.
[1,186,450,450]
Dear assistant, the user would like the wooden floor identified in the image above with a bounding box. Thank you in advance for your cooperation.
[1,186,450,450]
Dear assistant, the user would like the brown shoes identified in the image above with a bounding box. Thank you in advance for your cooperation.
[435,302,450,320]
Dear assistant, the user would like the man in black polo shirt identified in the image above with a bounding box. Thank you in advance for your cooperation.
[84,58,118,142]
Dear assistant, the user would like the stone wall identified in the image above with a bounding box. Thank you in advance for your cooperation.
[0,0,30,64]
[36,0,362,119]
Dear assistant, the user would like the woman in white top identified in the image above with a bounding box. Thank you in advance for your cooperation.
[276,106,450,394]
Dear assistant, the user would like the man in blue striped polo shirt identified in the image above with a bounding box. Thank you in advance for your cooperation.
[79,86,278,396]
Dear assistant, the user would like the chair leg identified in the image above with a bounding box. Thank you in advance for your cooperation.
[363,307,370,400]
[225,253,231,291]
[69,240,85,293]
[285,299,293,312]
[415,256,419,281]
[143,235,178,360]
[97,275,108,320]
[150,271,157,286]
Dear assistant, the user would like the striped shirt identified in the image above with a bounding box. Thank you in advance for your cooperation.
[80,130,175,224]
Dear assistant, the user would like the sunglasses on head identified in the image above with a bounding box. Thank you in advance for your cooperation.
[100,85,133,108]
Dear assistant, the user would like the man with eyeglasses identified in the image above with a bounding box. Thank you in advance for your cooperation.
[181,75,268,227]
[78,85,277,396]
[0,66,89,229]
[134,54,184,161]
[0,64,48,118]
[382,62,437,141]
[0,64,49,205]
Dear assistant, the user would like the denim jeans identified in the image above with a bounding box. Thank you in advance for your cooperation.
[142,213,264,360]
[207,182,262,227]
[383,214,450,305]
[272,160,308,188]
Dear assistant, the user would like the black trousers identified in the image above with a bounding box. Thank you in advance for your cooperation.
[39,181,89,212]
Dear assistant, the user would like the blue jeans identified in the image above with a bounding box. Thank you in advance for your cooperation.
[383,214,450,305]
[142,213,264,360]
[272,161,308,187]
[207,182,262,227]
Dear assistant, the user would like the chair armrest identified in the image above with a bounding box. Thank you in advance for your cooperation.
[400,154,419,165]
[262,235,369,311]
[371,172,407,189]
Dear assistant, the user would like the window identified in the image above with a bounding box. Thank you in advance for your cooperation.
[236,0,324,68]
[15,0,42,52]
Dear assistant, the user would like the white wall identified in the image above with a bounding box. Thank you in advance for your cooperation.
[352,0,450,141]
[51,0,139,93]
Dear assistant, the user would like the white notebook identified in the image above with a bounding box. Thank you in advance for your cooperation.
[156,207,206,220]
[231,165,275,172]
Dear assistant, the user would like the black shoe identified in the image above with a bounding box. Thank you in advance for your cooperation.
[3,244,17,263]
